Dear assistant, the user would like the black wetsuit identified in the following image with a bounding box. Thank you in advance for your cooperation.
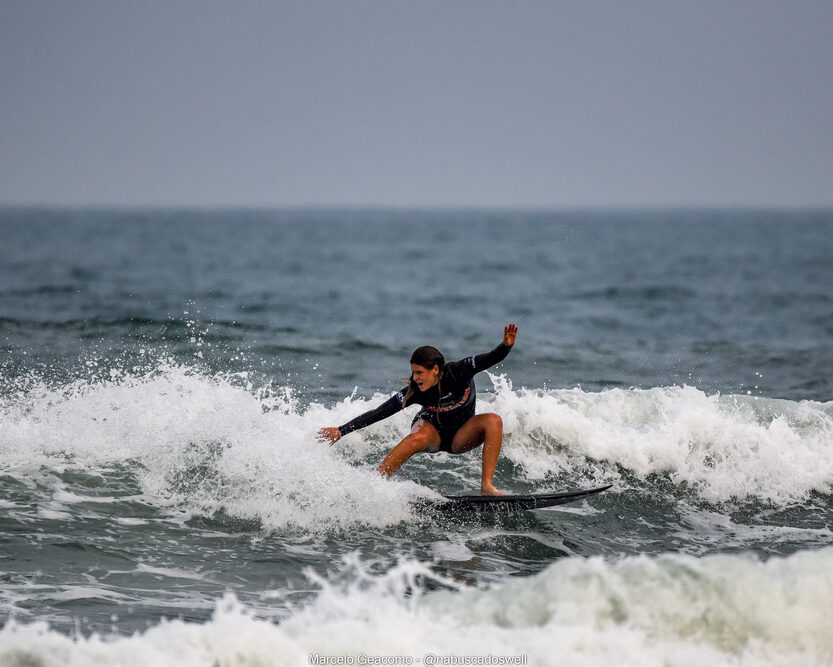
[337,342,513,452]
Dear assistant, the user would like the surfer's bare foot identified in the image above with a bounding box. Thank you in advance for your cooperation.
[480,485,504,496]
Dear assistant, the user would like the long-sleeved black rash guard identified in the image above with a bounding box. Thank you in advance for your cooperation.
[337,342,513,437]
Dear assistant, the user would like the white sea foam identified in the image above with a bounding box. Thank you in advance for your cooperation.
[135,564,208,581]
[1,364,831,535]
[0,362,433,532]
[487,374,833,504]
[1,548,832,666]
[674,506,833,554]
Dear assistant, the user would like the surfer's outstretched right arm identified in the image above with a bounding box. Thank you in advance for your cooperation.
[317,392,405,445]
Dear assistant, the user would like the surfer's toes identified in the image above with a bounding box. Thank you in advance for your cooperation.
[480,486,505,496]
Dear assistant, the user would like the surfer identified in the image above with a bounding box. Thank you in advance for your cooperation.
[317,324,518,495]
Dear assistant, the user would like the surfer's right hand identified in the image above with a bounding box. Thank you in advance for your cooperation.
[317,427,342,446]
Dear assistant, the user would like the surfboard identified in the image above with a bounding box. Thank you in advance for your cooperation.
[424,484,613,512]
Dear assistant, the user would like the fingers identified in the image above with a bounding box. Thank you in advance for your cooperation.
[316,427,341,446]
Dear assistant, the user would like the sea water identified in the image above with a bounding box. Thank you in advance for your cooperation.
[0,207,831,665]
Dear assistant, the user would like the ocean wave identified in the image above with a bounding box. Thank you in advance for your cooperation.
[1,363,831,535]
[0,362,432,533]
[486,374,833,504]
[2,548,832,666]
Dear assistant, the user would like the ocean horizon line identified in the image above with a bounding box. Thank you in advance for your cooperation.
[2,202,832,216]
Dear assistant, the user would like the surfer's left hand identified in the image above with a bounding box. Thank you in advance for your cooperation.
[503,323,518,347]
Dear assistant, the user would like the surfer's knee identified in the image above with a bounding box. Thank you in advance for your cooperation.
[483,413,503,433]
[406,421,441,452]
[403,430,438,453]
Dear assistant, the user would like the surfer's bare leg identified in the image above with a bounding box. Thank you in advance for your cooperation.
[451,413,505,495]
[377,420,440,477]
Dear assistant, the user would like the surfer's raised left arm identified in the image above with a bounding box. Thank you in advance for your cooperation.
[465,323,517,374]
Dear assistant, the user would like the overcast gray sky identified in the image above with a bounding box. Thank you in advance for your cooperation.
[2,1,832,208]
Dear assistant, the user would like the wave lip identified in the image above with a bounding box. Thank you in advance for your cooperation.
[489,377,833,505]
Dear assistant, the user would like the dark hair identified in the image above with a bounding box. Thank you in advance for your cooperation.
[410,345,445,369]
[402,346,445,408]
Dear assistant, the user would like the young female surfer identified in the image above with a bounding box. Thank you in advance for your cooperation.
[317,324,518,495]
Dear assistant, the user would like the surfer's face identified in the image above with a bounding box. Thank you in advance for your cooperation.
[411,363,440,391]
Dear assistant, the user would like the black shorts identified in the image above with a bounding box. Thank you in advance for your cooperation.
[411,413,459,453]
